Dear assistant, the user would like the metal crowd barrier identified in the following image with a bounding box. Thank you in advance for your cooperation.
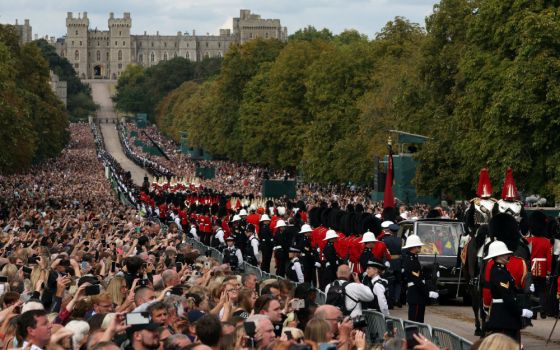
[363,310,472,349]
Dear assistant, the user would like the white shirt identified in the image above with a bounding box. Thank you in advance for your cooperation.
[325,279,374,318]
[249,235,260,259]
[190,225,199,240]
[290,258,304,283]
[22,341,44,350]
[371,275,389,316]
[215,229,225,245]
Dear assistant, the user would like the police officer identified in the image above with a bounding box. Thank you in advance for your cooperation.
[485,240,534,342]
[243,224,260,266]
[362,260,390,316]
[211,219,225,251]
[287,246,304,283]
[403,235,438,322]
[259,214,274,273]
[322,229,341,287]
[382,223,403,308]
[223,235,243,270]
[231,214,247,254]
[273,220,288,277]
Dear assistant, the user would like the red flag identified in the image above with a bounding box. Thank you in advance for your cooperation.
[384,148,395,208]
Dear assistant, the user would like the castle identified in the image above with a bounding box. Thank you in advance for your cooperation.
[55,10,287,80]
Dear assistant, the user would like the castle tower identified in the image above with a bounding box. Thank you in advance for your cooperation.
[66,12,89,79]
[108,12,132,80]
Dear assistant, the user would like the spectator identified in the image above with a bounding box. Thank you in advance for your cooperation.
[195,314,222,350]
[163,334,191,350]
[304,317,333,344]
[17,309,53,350]
[325,264,374,318]
[246,315,276,350]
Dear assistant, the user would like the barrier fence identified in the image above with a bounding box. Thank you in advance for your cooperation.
[185,236,472,349]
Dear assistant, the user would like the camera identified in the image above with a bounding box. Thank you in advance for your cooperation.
[352,315,367,329]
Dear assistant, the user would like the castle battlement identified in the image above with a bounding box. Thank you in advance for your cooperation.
[56,9,287,80]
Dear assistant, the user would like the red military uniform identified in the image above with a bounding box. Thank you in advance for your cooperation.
[482,256,528,307]
[372,240,392,262]
[527,236,552,277]
[247,213,261,233]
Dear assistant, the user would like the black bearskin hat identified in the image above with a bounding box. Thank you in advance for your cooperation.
[309,207,321,228]
[529,210,547,237]
[489,213,520,251]
[382,207,396,222]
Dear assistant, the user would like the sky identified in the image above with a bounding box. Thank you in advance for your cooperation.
[0,0,438,39]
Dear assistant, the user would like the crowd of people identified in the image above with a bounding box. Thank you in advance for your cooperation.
[0,120,547,350]
[0,122,469,350]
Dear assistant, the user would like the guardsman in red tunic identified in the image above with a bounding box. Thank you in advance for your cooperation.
[527,210,552,319]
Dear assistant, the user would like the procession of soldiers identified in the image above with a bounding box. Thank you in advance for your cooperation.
[135,165,560,346]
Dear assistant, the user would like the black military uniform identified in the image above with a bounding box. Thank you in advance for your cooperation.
[244,224,259,266]
[403,250,429,322]
[299,233,319,285]
[259,221,274,273]
[359,248,374,275]
[382,225,403,308]
[233,221,247,254]
[274,226,288,277]
[323,241,340,287]
[485,262,523,341]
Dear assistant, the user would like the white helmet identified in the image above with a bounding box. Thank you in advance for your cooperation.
[360,231,377,243]
[232,215,241,222]
[250,204,257,211]
[260,214,271,222]
[381,220,394,228]
[275,220,286,228]
[323,229,339,241]
[403,235,424,249]
[239,209,248,216]
[277,207,286,216]
[484,241,513,260]
[299,224,312,233]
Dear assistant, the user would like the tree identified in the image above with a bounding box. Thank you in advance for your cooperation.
[290,26,334,42]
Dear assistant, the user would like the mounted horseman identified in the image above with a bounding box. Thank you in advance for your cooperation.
[462,168,497,336]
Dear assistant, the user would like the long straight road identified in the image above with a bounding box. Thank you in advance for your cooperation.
[88,80,151,186]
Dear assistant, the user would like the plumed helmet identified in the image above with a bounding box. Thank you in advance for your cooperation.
[476,168,493,198]
[529,210,547,237]
[501,167,519,201]
[489,213,520,252]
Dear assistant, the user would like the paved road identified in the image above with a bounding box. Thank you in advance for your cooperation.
[391,303,560,349]
[88,80,151,186]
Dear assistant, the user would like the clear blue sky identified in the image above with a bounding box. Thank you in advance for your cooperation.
[0,0,437,39]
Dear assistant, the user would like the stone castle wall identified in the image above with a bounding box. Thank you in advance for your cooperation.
[56,9,287,80]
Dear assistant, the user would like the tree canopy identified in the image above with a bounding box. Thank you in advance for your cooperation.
[151,0,560,201]
[0,25,69,173]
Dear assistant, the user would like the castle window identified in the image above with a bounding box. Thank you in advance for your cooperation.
[265,32,269,38]
[118,63,122,69]
[75,30,78,35]
[74,50,79,61]
[96,51,100,61]
[187,43,189,48]
[139,42,142,47]
[119,31,122,36]
[186,52,189,59]
[151,42,154,47]
[163,52,168,61]
[97,41,100,46]
[218,42,221,48]
[151,52,155,62]
[118,50,122,61]
[106,52,109,60]
[74,63,79,68]
[206,42,208,48]
[250,33,253,39]
[115,41,118,46]
[72,41,74,46]
[164,42,167,47]
[174,43,176,47]
[79,41,82,46]
[123,41,125,46]
[139,54,143,62]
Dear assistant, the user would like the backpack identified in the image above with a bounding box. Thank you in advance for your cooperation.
[326,280,358,315]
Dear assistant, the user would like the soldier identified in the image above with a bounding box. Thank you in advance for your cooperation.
[322,229,341,287]
[223,235,243,271]
[297,224,320,285]
[403,235,438,322]
[382,223,403,308]
[273,220,288,277]
[359,231,391,274]
[287,246,304,283]
[243,224,260,266]
[485,240,533,343]
[259,214,274,273]
[527,210,552,319]
[362,260,390,316]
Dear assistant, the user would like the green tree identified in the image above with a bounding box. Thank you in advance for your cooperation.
[290,26,334,42]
